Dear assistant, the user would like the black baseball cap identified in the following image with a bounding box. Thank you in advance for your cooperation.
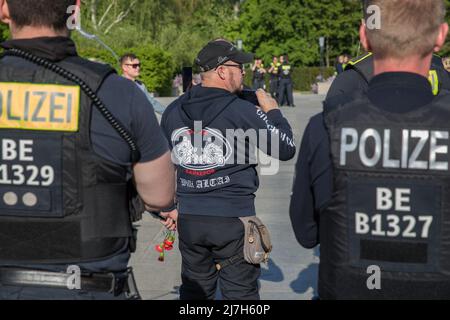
[195,40,254,72]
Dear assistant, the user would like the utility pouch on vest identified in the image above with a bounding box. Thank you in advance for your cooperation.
[239,216,272,264]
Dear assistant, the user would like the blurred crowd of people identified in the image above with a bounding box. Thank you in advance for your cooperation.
[443,56,450,72]
[334,54,352,75]
[250,54,295,107]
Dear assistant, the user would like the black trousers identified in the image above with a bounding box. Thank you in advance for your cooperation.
[252,79,265,90]
[277,78,294,106]
[269,78,279,98]
[178,215,261,300]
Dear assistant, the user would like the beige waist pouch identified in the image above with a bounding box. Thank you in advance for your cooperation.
[238,216,273,264]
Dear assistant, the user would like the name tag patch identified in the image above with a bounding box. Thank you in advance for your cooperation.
[348,178,441,272]
[0,134,63,217]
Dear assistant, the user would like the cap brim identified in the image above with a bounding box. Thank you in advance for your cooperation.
[230,51,254,64]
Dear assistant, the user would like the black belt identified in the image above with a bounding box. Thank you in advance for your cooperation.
[216,252,245,271]
[0,267,140,299]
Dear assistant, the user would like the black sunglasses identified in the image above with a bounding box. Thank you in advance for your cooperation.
[219,64,244,73]
[126,63,141,69]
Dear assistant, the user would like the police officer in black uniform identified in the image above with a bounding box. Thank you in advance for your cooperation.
[327,52,450,99]
[327,4,450,100]
[290,0,450,299]
[252,57,266,90]
[268,56,281,99]
[277,54,295,107]
[0,0,175,300]
[161,39,296,300]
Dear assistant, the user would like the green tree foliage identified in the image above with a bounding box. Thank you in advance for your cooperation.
[0,24,9,42]
[231,0,361,67]
[75,0,237,93]
[158,1,236,69]
[78,44,175,95]
[441,0,450,56]
[1,0,450,93]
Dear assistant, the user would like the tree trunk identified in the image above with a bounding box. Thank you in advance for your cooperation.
[234,1,240,18]
[90,0,98,31]
[325,37,330,67]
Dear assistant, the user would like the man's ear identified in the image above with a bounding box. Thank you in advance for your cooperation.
[359,22,372,52]
[216,67,226,81]
[434,23,449,53]
[0,0,11,25]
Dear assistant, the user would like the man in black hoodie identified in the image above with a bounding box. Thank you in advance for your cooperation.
[161,39,296,300]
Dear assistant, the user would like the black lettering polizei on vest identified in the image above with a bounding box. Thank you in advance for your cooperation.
[7,90,21,121]
[49,92,65,123]
[32,91,47,122]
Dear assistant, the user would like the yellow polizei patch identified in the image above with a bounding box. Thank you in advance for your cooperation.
[0,83,80,132]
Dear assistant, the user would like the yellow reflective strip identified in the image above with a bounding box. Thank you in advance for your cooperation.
[0,83,80,132]
[428,70,439,96]
[348,52,373,66]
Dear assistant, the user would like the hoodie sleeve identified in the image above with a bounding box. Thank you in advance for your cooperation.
[239,104,296,161]
[160,104,175,150]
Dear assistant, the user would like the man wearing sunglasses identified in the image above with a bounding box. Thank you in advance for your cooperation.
[121,53,142,83]
[120,53,165,114]
[161,39,296,300]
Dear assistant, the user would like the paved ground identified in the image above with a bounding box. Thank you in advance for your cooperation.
[129,93,326,300]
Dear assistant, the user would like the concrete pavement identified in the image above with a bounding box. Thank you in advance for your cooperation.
[129,93,326,300]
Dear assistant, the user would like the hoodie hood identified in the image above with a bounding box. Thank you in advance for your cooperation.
[178,85,237,129]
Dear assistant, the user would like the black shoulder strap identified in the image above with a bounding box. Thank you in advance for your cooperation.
[61,56,116,92]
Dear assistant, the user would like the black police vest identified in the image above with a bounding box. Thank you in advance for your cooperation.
[270,62,281,78]
[322,93,450,299]
[254,65,265,81]
[279,64,292,79]
[0,56,133,264]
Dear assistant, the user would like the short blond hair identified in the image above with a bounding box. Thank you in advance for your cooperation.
[364,0,446,59]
